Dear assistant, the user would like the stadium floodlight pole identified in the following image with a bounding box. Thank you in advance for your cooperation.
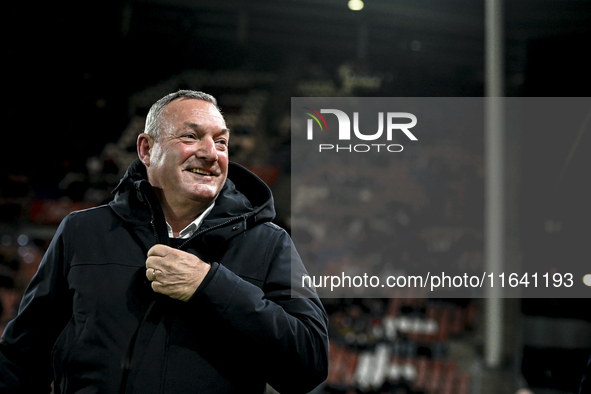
[484,0,505,369]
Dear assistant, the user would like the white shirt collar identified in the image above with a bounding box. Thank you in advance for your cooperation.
[166,203,215,239]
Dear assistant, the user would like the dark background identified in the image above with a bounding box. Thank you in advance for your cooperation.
[3,1,591,393]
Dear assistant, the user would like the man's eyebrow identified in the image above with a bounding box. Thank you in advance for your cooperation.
[183,121,230,135]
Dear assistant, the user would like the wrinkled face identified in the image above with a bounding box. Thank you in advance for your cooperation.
[143,98,229,213]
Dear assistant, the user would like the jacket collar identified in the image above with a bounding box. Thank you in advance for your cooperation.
[109,159,276,241]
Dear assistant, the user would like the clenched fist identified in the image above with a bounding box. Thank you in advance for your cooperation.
[145,244,211,302]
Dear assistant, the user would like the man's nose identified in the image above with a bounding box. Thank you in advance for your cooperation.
[195,137,218,162]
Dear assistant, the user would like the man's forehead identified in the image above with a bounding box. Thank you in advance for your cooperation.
[182,121,230,135]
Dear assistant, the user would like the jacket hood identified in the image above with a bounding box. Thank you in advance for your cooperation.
[110,159,276,237]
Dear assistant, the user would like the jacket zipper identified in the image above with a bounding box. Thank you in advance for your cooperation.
[140,186,161,243]
[120,186,161,394]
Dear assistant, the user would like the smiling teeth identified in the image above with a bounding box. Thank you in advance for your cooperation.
[189,168,211,176]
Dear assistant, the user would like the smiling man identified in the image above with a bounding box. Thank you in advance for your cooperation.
[0,90,329,393]
[140,96,230,233]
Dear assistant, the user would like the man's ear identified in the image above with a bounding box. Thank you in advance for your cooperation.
[137,133,153,166]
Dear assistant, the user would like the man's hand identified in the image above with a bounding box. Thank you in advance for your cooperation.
[145,244,211,302]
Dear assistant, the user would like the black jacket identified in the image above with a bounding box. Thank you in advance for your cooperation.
[0,160,329,394]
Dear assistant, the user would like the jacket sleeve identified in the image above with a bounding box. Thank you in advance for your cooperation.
[0,216,72,394]
[190,226,329,393]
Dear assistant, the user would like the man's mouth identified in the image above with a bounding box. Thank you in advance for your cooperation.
[187,168,213,176]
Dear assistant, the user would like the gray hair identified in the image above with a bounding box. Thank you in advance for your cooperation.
[144,90,220,140]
